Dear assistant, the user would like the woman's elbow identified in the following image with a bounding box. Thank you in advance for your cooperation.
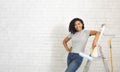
[63,39,66,45]
[97,31,100,35]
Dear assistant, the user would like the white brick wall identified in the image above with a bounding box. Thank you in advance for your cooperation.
[0,0,120,72]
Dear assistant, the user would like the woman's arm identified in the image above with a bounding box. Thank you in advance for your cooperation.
[90,30,100,49]
[63,36,72,52]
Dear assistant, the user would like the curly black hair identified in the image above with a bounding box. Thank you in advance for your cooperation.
[69,18,84,34]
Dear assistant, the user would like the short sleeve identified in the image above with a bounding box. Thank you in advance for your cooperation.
[85,30,90,36]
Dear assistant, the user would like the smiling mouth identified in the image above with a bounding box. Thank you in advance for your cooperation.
[76,27,81,29]
[75,27,82,31]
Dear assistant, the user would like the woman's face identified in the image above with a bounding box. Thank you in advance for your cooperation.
[74,20,83,32]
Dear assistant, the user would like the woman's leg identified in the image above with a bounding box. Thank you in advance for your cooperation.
[65,60,81,72]
[65,53,83,72]
[67,53,72,67]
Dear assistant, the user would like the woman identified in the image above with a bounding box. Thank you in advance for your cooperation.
[63,18,100,72]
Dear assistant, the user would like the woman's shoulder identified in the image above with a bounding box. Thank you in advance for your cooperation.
[82,30,89,32]
[82,30,91,35]
[83,30,90,32]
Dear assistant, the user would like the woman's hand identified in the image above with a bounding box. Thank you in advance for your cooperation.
[65,47,72,52]
[67,47,72,52]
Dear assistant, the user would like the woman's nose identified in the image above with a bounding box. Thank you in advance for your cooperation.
[76,25,80,27]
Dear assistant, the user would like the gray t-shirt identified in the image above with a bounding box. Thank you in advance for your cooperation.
[68,30,90,53]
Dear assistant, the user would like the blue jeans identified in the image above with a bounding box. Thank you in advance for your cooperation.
[65,52,83,72]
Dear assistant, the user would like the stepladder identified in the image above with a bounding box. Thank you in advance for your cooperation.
[83,45,110,72]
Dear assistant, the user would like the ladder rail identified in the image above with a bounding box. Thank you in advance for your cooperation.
[83,46,110,72]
